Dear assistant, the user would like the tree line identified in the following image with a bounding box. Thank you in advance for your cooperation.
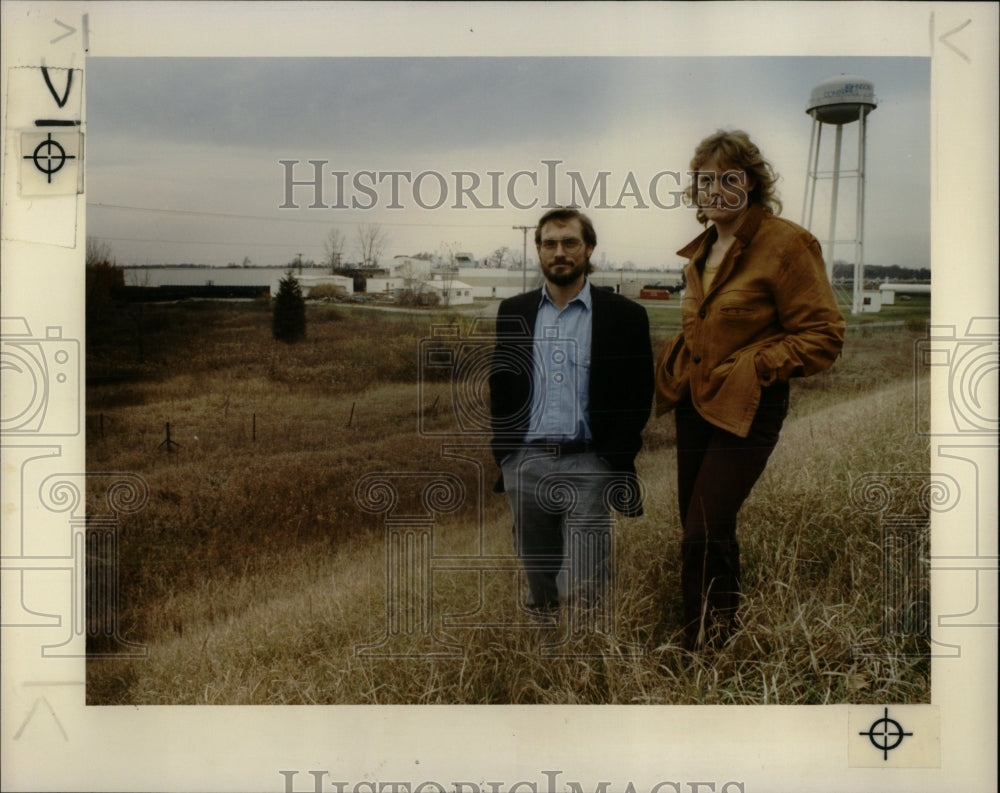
[831,261,930,282]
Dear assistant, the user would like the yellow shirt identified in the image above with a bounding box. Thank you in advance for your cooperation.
[701,261,720,292]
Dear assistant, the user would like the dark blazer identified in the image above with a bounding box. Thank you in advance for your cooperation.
[489,284,654,516]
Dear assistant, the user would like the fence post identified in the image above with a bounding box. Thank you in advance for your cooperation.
[158,422,180,453]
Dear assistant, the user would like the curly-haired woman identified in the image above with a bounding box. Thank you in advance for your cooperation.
[656,129,846,653]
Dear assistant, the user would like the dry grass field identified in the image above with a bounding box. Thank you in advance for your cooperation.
[85,295,931,705]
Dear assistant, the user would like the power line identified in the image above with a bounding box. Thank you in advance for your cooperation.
[87,202,520,229]
[89,234,325,250]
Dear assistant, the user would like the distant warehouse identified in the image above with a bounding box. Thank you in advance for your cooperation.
[878,282,930,305]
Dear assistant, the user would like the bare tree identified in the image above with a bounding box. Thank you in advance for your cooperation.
[433,241,465,307]
[323,227,347,272]
[487,246,514,269]
[396,259,427,291]
[357,223,389,268]
[85,237,120,335]
[393,259,429,306]
[439,268,457,307]
[437,240,461,270]
[86,236,114,267]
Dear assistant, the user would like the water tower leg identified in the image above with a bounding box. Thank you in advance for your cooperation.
[853,106,869,315]
[828,124,844,279]
[802,116,819,228]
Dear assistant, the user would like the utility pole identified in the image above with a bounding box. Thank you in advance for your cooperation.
[296,252,303,275]
[512,225,532,293]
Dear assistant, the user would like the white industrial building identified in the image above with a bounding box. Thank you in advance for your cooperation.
[364,276,405,296]
[390,256,434,281]
[422,277,474,306]
[450,268,541,299]
[878,282,931,306]
[858,291,883,313]
[365,273,475,305]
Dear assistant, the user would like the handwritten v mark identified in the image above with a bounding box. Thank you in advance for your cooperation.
[42,67,73,108]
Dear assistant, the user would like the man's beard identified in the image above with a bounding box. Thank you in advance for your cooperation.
[543,259,588,286]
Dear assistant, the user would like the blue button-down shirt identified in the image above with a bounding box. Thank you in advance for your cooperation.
[524,280,593,443]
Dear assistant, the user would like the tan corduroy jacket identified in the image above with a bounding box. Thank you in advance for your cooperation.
[655,204,845,437]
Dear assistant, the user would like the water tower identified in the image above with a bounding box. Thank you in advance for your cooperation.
[801,75,877,315]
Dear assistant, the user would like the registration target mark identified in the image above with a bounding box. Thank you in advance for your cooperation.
[19,131,83,196]
[859,707,914,760]
[24,133,76,183]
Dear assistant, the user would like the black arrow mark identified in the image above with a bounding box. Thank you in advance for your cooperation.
[41,66,73,109]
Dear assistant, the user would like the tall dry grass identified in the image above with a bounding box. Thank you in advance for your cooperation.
[86,300,930,704]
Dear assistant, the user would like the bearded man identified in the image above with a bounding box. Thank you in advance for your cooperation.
[490,207,654,619]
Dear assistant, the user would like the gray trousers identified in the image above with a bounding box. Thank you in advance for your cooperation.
[501,447,616,611]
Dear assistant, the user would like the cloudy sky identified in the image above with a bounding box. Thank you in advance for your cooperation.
[85,56,930,271]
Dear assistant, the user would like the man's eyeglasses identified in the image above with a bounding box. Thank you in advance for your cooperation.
[540,238,584,253]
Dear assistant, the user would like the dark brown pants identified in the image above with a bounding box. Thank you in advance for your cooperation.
[675,383,789,651]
